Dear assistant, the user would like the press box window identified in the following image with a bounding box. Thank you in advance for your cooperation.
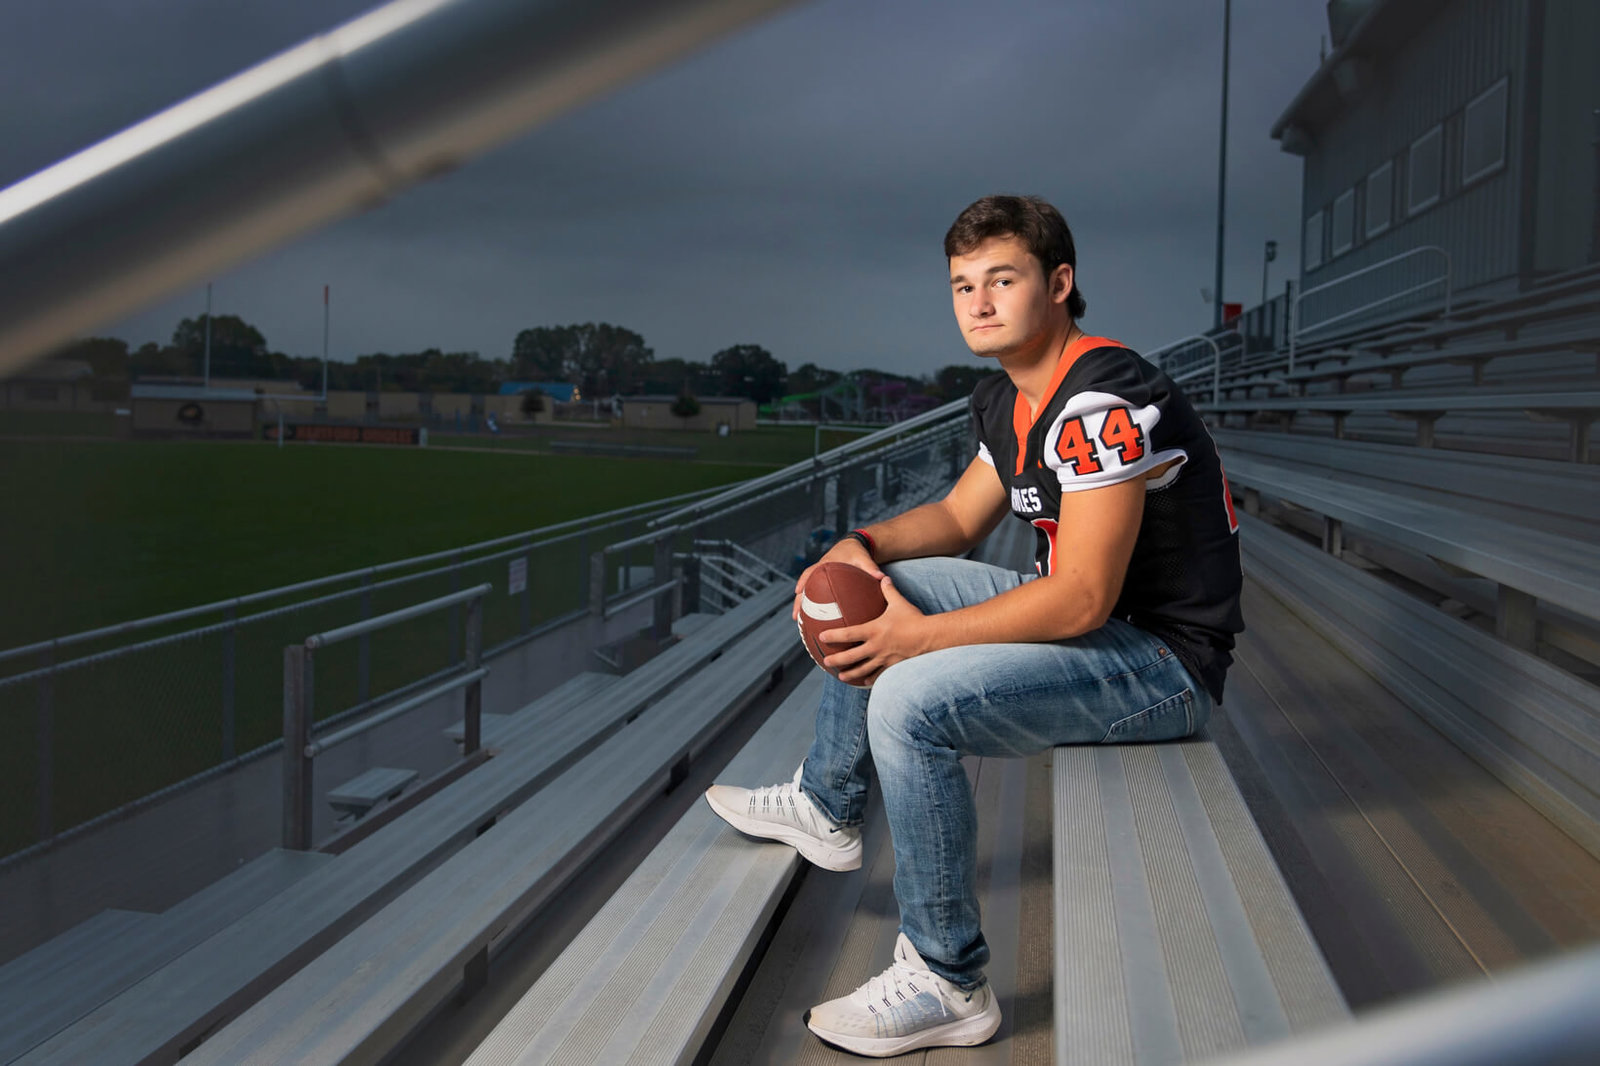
[1462,76,1508,186]
[1408,125,1442,214]
[1303,209,1324,271]
[1331,189,1356,256]
[1366,161,1393,236]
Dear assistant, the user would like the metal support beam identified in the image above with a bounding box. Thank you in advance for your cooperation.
[1322,516,1344,559]
[462,597,483,756]
[1496,585,1538,652]
[652,534,674,641]
[282,645,314,851]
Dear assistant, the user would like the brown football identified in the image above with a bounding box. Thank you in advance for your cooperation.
[797,562,888,685]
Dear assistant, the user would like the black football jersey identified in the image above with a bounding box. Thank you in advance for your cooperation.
[969,334,1244,701]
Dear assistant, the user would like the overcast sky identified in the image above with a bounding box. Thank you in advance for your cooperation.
[3,0,1329,377]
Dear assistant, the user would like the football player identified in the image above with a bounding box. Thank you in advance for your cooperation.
[706,194,1243,1057]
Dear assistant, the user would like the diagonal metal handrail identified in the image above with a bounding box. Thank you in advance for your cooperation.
[0,0,800,374]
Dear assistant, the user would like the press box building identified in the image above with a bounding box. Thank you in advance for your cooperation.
[1275,0,1597,329]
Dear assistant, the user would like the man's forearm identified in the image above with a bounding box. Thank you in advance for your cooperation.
[921,573,1109,648]
[860,499,983,563]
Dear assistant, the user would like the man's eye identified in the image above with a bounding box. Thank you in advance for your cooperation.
[994,278,1011,287]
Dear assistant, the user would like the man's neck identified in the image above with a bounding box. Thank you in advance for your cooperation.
[1000,320,1080,417]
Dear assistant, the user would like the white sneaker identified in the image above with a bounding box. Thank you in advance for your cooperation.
[804,932,1001,1057]
[704,766,862,872]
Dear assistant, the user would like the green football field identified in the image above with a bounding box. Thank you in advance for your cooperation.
[0,434,826,651]
[0,424,869,854]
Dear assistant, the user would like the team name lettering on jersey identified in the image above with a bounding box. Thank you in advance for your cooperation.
[1009,486,1042,514]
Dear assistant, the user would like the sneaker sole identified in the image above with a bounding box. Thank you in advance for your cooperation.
[804,1000,1002,1057]
[703,790,862,872]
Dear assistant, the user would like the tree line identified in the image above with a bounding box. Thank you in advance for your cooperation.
[48,315,993,409]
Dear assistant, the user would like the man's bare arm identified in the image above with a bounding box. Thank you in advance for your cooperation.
[822,469,1157,683]
[792,456,1008,619]
[856,457,1010,563]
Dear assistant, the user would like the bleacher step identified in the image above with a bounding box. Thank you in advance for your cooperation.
[19,585,791,1066]
[174,607,805,1066]
[0,910,154,1043]
[1052,741,1347,1064]
[465,672,825,1065]
[0,848,332,1062]
[1240,513,1600,858]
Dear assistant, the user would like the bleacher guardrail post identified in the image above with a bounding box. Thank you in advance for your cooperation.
[519,545,532,635]
[462,597,483,756]
[681,555,701,614]
[652,533,674,641]
[36,646,54,843]
[358,573,372,706]
[282,644,314,850]
[449,549,463,665]
[222,604,236,760]
[588,549,606,619]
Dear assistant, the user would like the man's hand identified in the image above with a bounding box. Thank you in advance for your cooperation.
[819,574,931,686]
[792,538,885,621]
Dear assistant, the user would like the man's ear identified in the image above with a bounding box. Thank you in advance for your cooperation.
[1051,263,1075,306]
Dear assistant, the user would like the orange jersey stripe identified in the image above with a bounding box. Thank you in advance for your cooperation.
[1011,334,1126,475]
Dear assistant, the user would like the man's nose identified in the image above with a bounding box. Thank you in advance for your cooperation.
[967,291,994,317]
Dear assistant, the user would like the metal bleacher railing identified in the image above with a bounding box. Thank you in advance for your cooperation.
[0,485,721,861]
[1289,244,1453,369]
[0,402,970,866]
[281,583,491,850]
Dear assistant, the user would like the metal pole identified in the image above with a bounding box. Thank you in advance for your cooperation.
[589,549,607,619]
[36,646,55,843]
[1261,239,1276,308]
[322,284,330,399]
[1591,109,1600,265]
[1212,0,1232,330]
[222,605,236,760]
[203,282,212,388]
[357,573,372,706]
[1288,278,1299,373]
[652,533,674,641]
[449,550,463,664]
[462,596,483,756]
[282,645,314,850]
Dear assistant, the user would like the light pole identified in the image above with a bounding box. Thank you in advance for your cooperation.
[203,282,212,389]
[322,285,330,399]
[1261,239,1278,308]
[1212,0,1232,330]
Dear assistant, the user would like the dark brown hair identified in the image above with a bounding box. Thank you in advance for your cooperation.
[944,195,1086,319]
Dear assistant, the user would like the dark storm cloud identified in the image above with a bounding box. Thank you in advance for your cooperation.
[2,0,1327,376]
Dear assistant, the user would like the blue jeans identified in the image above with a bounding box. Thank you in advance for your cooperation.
[799,556,1212,990]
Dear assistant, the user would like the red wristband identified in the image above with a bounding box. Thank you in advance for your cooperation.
[847,528,876,559]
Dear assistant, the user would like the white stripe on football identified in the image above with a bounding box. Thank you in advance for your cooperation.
[799,592,844,621]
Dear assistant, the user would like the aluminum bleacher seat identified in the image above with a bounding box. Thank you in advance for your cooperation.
[170,600,804,1066]
[0,848,332,1062]
[463,672,826,1065]
[1239,513,1600,859]
[19,583,793,1066]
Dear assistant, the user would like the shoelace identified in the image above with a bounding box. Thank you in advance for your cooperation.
[855,960,948,1018]
[750,782,805,822]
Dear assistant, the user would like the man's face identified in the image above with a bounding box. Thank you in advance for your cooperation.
[948,235,1072,359]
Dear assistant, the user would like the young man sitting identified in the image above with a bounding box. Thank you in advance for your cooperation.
[705,194,1243,1058]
